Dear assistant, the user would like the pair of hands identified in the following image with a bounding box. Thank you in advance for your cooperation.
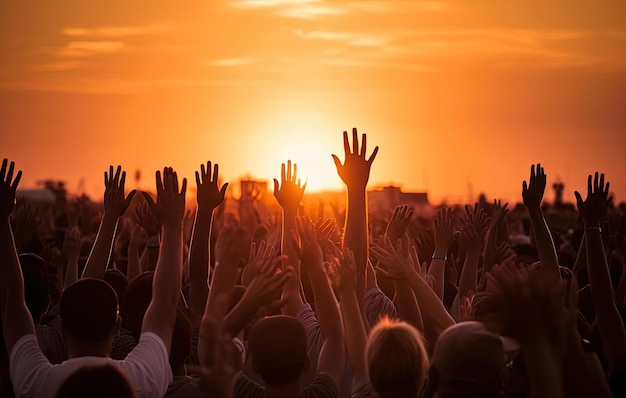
[459,204,489,253]
[371,237,435,290]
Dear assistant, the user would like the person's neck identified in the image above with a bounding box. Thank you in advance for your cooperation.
[67,339,110,359]
[264,382,301,398]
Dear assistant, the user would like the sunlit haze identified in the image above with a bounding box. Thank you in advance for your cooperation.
[1,1,625,205]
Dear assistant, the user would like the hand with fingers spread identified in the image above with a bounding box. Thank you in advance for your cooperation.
[291,216,324,269]
[385,205,414,241]
[103,165,137,219]
[0,158,22,219]
[196,161,228,211]
[142,167,187,227]
[273,160,306,215]
[327,247,357,295]
[332,127,379,191]
[241,240,275,287]
[434,207,454,256]
[522,163,547,210]
[135,201,161,238]
[490,199,509,227]
[575,172,613,228]
[464,204,489,239]
[371,237,413,280]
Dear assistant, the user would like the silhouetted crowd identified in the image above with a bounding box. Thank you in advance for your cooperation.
[1,129,625,397]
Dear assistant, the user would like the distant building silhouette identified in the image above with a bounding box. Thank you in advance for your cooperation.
[368,186,429,212]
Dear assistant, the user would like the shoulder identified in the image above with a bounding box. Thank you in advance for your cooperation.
[299,373,339,398]
[119,332,173,398]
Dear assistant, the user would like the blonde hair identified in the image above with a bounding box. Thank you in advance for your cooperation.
[366,318,430,398]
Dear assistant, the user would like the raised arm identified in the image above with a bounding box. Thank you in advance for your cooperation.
[332,128,378,311]
[458,205,489,300]
[482,200,508,279]
[62,226,81,289]
[0,159,35,355]
[327,248,369,388]
[140,167,186,355]
[429,207,454,301]
[126,224,147,282]
[522,163,560,283]
[273,160,306,316]
[294,217,345,383]
[82,165,136,278]
[575,172,626,372]
[189,162,228,325]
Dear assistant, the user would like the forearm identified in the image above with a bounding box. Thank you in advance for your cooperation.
[338,290,368,383]
[405,270,454,331]
[572,235,587,274]
[206,263,239,317]
[458,250,479,300]
[82,214,118,278]
[148,222,183,325]
[189,208,213,323]
[308,263,343,343]
[523,340,564,398]
[428,257,445,300]
[394,280,424,331]
[281,210,304,316]
[221,295,257,337]
[126,243,142,282]
[586,229,626,368]
[0,219,36,352]
[528,208,560,282]
[344,189,368,311]
[482,223,498,277]
[64,254,79,289]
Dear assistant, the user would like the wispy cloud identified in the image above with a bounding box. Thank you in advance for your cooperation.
[230,0,344,19]
[61,24,171,38]
[296,29,389,47]
[208,57,255,67]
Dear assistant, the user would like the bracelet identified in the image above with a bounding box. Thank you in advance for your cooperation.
[147,242,160,249]
[585,226,602,233]
[432,252,447,261]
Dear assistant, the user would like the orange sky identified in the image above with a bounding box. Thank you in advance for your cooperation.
[1,0,625,205]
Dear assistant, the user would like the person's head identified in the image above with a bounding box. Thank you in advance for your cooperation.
[247,315,309,387]
[429,321,518,398]
[123,272,154,340]
[54,364,135,398]
[60,278,119,344]
[366,318,429,398]
[19,253,50,324]
[169,310,192,372]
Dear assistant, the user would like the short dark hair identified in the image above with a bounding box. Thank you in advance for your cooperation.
[55,364,135,398]
[247,316,307,386]
[60,279,118,343]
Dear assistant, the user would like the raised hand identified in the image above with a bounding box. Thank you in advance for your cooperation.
[196,161,228,210]
[371,237,412,280]
[465,203,489,234]
[385,205,414,241]
[0,158,22,219]
[214,225,249,269]
[103,165,137,219]
[434,207,454,255]
[291,216,323,268]
[241,240,275,287]
[327,248,357,295]
[490,199,509,226]
[11,198,41,252]
[273,160,306,215]
[142,167,186,226]
[575,172,612,228]
[135,201,161,237]
[332,128,378,190]
[522,163,546,210]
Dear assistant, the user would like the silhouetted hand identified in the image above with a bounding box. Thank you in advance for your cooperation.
[241,241,275,287]
[332,128,379,191]
[327,248,357,295]
[142,167,186,226]
[434,207,454,254]
[371,237,413,280]
[490,199,509,226]
[103,165,137,219]
[575,172,613,228]
[62,226,81,260]
[196,161,228,210]
[522,163,546,210]
[385,205,414,241]
[291,216,323,267]
[135,202,161,237]
[273,160,305,215]
[214,225,249,269]
[129,224,148,250]
[11,198,40,251]
[0,158,22,219]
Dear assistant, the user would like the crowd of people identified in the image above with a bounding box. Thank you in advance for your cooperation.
[1,128,625,397]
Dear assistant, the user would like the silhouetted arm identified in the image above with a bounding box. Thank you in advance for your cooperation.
[274,160,306,316]
[127,224,147,282]
[140,168,186,355]
[458,205,488,300]
[523,163,560,283]
[189,162,228,325]
[0,159,36,355]
[294,217,345,383]
[82,165,136,278]
[429,207,454,300]
[575,172,626,372]
[332,128,378,314]
[62,226,81,289]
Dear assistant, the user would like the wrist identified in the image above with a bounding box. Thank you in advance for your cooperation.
[432,252,447,261]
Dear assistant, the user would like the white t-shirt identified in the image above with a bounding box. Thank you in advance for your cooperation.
[10,332,172,398]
